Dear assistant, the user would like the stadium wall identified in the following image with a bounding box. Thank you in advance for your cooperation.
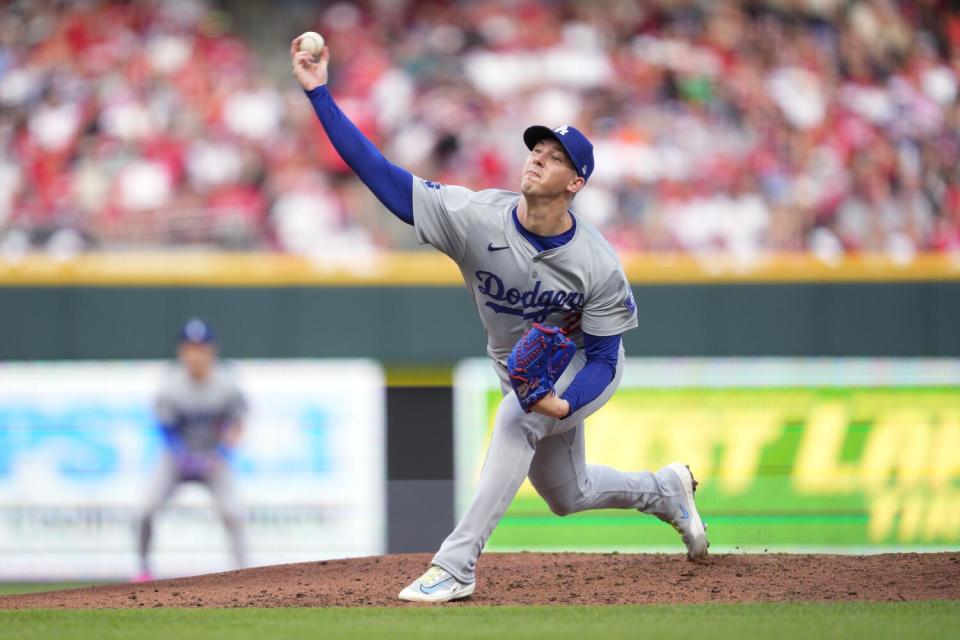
[4,253,959,555]
[2,282,960,361]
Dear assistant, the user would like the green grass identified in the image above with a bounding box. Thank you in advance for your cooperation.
[0,583,103,596]
[1,602,958,640]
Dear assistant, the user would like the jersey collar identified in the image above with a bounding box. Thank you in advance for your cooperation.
[509,203,579,256]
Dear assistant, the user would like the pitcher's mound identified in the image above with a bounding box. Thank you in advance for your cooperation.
[2,552,958,609]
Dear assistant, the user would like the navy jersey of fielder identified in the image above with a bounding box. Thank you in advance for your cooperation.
[155,365,247,452]
[412,179,638,363]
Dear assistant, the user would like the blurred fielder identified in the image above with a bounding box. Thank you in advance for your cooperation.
[135,318,248,581]
[292,37,708,603]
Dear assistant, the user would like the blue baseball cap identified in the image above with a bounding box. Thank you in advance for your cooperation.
[523,124,595,183]
[179,317,216,344]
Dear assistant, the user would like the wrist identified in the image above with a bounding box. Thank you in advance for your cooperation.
[532,393,570,419]
[305,84,328,96]
[553,392,574,419]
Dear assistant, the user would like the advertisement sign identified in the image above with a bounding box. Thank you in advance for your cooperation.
[454,359,960,552]
[0,360,385,579]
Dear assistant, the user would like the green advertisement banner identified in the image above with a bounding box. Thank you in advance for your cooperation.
[454,359,960,552]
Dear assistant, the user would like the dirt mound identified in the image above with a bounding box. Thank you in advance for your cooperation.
[2,552,958,609]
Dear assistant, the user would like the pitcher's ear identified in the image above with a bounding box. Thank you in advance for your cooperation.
[568,176,586,195]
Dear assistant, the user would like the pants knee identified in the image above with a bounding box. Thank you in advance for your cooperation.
[542,491,581,517]
[220,512,243,529]
[138,511,155,528]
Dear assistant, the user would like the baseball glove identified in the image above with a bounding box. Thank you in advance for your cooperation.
[507,323,576,412]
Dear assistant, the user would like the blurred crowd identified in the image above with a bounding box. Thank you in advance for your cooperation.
[1,0,960,261]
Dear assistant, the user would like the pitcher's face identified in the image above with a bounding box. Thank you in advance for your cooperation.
[520,138,583,199]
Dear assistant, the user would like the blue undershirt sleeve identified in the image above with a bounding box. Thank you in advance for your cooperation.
[305,85,414,225]
[559,332,620,416]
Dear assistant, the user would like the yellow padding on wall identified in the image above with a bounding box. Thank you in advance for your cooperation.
[1,252,959,286]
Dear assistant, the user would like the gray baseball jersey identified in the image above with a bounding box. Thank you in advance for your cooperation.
[140,363,248,574]
[411,179,638,361]
[409,177,687,586]
[155,365,247,452]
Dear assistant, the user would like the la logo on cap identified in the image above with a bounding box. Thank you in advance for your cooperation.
[553,125,570,136]
[185,319,207,341]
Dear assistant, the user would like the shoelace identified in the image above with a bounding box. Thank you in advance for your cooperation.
[422,566,448,585]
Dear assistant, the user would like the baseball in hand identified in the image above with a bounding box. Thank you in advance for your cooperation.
[298,31,325,61]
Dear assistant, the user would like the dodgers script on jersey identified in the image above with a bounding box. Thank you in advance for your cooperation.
[155,365,248,452]
[412,178,638,362]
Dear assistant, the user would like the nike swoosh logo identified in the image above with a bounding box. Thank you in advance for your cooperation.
[678,504,690,520]
[487,243,509,252]
[419,576,455,594]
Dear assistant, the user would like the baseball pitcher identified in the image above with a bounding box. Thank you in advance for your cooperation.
[291,37,708,603]
[135,318,248,581]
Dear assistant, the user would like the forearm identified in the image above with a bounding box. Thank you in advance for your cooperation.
[558,360,615,416]
[558,334,620,416]
[305,85,413,224]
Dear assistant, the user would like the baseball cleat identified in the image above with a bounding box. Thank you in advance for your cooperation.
[398,565,475,603]
[659,462,709,562]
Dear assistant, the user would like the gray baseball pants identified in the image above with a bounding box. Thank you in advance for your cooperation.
[137,453,247,573]
[432,348,676,584]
